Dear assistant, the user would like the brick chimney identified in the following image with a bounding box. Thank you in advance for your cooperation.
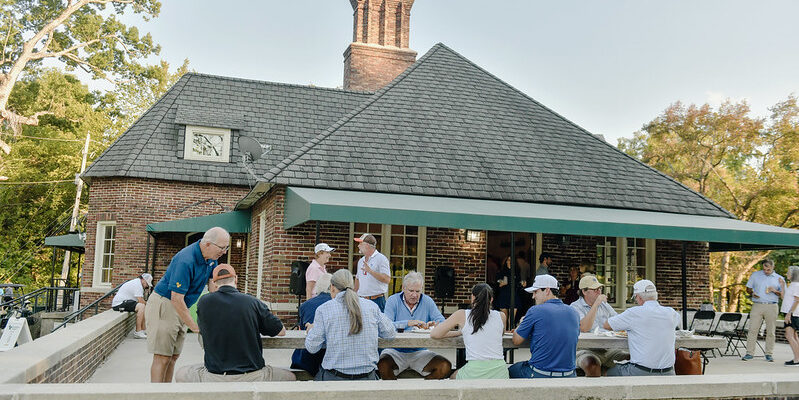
[343,0,417,91]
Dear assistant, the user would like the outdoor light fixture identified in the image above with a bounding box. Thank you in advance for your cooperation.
[235,239,243,249]
[466,230,481,242]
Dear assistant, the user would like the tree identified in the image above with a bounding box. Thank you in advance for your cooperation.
[0,61,186,288]
[619,97,799,312]
[0,0,161,156]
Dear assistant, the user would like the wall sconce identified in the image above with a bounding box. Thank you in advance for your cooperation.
[558,235,570,247]
[465,230,482,242]
[235,239,243,249]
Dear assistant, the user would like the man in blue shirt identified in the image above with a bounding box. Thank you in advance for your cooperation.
[377,272,451,379]
[145,226,229,382]
[509,274,580,378]
[742,259,785,362]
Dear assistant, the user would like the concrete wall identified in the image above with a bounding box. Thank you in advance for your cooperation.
[0,310,134,384]
[0,374,797,399]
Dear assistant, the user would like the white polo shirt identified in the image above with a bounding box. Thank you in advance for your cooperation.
[111,278,144,307]
[356,250,390,297]
[607,300,679,369]
[570,296,618,332]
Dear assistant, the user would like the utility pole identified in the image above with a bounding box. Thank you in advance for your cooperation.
[60,133,90,288]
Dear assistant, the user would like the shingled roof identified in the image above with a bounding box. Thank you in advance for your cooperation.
[83,73,372,186]
[263,44,733,218]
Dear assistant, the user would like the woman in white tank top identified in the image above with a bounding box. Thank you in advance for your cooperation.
[431,283,509,379]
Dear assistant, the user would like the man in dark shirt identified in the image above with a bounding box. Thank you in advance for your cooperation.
[175,264,295,382]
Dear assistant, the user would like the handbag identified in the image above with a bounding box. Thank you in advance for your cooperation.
[674,348,703,375]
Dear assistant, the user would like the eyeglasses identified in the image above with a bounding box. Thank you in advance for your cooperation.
[209,242,229,252]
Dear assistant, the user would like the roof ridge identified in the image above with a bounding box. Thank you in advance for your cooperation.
[184,72,374,95]
[119,74,192,176]
[262,44,447,182]
[432,43,736,219]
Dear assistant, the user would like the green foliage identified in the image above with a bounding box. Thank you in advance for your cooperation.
[0,62,186,288]
[619,97,799,312]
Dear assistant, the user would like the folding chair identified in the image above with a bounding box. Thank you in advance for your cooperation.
[690,310,715,336]
[711,313,743,356]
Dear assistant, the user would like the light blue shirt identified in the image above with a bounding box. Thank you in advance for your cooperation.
[746,270,784,304]
[570,296,618,332]
[384,292,445,331]
[305,292,396,374]
[384,292,445,353]
[607,300,680,369]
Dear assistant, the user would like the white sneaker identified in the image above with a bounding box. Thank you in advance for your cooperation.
[133,330,147,339]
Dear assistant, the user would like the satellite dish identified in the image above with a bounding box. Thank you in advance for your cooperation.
[238,136,269,162]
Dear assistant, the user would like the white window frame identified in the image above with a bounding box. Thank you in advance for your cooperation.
[92,221,117,287]
[600,237,656,310]
[348,223,427,296]
[183,125,231,162]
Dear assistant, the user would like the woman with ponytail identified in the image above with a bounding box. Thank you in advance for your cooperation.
[430,283,508,379]
[305,269,396,380]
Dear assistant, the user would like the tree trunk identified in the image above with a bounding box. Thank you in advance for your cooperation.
[719,252,731,312]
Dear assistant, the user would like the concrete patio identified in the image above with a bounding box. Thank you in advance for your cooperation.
[88,331,799,383]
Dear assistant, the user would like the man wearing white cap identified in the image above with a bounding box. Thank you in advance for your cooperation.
[603,279,680,376]
[353,234,391,312]
[509,274,580,378]
[570,275,629,376]
[112,273,153,339]
[306,243,334,298]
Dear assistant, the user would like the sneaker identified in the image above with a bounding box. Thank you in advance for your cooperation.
[765,355,774,362]
[133,330,147,339]
[741,354,754,361]
[784,360,799,366]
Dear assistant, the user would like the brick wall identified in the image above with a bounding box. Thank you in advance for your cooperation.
[81,177,249,308]
[343,43,417,92]
[655,240,710,309]
[30,313,135,383]
[248,186,351,323]
[424,228,486,309]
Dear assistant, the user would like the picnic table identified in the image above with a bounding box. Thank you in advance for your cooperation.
[263,330,726,351]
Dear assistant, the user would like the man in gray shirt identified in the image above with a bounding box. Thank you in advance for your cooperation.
[570,275,628,376]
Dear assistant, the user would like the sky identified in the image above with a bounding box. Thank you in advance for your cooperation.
[119,0,799,145]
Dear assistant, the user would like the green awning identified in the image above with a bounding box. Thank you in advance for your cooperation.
[284,187,799,250]
[146,211,251,234]
[44,233,85,253]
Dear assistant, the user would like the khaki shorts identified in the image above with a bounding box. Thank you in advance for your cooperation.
[576,349,629,369]
[175,363,296,382]
[380,349,439,376]
[145,292,187,356]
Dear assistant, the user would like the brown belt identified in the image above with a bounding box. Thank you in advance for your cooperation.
[361,294,384,300]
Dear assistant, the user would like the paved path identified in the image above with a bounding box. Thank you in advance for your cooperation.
[88,332,799,383]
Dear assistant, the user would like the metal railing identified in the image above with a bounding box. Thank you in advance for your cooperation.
[51,284,122,333]
[0,287,79,314]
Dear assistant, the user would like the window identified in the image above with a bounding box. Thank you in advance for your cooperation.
[349,223,426,296]
[93,222,116,286]
[595,237,655,309]
[183,126,231,162]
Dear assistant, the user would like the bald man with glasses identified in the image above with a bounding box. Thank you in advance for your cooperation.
[145,226,230,382]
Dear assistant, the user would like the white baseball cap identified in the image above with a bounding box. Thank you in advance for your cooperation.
[140,273,153,288]
[632,279,656,298]
[524,274,559,293]
[314,243,335,253]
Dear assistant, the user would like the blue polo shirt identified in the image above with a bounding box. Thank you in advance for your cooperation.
[384,292,445,353]
[153,240,217,308]
[515,298,580,372]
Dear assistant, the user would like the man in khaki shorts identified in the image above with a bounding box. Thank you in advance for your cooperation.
[569,275,629,376]
[145,227,229,382]
[175,264,295,382]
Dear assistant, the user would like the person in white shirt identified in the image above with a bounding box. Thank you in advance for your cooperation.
[353,234,391,312]
[603,279,679,376]
[570,275,629,376]
[112,273,153,339]
[781,265,799,366]
[742,259,785,362]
